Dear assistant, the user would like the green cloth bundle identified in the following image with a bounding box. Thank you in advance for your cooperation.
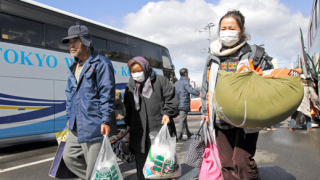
[213,70,303,128]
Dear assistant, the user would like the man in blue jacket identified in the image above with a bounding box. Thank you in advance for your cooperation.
[175,68,200,140]
[61,25,117,180]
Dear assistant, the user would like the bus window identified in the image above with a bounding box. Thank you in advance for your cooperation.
[92,36,107,56]
[1,13,44,46]
[130,38,161,68]
[107,41,130,61]
[161,48,173,69]
[45,25,68,50]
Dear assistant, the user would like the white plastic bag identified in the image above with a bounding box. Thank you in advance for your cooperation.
[143,123,181,179]
[90,136,123,180]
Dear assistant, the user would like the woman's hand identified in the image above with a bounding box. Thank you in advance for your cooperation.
[162,115,170,124]
[201,115,209,123]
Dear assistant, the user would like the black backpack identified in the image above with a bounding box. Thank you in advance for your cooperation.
[252,45,274,70]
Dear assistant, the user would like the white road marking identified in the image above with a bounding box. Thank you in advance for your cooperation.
[0,157,54,173]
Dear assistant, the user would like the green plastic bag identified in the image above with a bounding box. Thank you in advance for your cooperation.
[213,70,303,128]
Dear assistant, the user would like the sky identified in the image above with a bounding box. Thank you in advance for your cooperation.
[32,0,314,86]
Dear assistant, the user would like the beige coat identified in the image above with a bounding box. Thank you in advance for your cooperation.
[297,81,318,118]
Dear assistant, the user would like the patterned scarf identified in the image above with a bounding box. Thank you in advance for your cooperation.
[131,56,153,111]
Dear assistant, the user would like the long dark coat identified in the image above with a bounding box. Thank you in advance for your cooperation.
[124,70,178,153]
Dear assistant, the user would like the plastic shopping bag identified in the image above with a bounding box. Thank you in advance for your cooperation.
[143,124,181,179]
[90,136,123,180]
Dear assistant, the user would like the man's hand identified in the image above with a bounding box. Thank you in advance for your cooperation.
[101,124,111,136]
[201,115,209,124]
[66,120,69,127]
[162,115,170,124]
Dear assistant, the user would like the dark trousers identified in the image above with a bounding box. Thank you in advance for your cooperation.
[134,149,149,180]
[215,127,260,180]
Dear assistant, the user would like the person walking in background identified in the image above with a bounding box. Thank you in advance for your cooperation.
[289,75,318,132]
[175,68,200,140]
[62,25,117,180]
[124,56,178,180]
[201,10,274,180]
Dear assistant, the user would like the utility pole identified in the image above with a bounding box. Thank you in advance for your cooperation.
[196,22,215,53]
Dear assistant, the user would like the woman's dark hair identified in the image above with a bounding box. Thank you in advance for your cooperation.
[218,10,247,37]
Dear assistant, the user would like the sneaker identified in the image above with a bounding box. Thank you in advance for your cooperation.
[312,123,319,128]
[307,128,315,132]
[289,127,293,131]
[182,135,188,141]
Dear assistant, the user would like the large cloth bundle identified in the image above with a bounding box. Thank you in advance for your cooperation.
[213,70,303,128]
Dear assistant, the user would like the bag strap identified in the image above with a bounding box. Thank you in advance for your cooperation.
[253,45,265,69]
[195,119,206,137]
[204,122,208,147]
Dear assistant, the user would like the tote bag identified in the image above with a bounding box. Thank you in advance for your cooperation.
[199,123,223,180]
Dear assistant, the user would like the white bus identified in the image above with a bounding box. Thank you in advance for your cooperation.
[0,0,176,144]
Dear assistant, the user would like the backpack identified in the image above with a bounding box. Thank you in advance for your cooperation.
[252,45,273,70]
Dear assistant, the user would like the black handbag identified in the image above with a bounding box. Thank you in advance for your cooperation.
[184,120,206,167]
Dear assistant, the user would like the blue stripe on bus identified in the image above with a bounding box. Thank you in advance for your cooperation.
[0,102,66,124]
[0,119,56,139]
[115,83,127,90]
[0,99,63,106]
[0,93,64,103]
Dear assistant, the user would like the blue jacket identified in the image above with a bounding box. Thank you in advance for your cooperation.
[174,77,200,112]
[65,50,117,143]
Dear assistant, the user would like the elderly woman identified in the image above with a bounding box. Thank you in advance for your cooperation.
[124,56,178,180]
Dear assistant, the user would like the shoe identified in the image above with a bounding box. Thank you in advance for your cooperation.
[307,128,315,132]
[182,135,188,141]
[289,128,293,131]
[187,132,195,139]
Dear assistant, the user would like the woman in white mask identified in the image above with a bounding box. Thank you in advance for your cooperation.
[124,56,179,180]
[200,10,274,180]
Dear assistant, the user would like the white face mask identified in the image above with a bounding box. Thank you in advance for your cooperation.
[220,30,240,46]
[131,71,145,82]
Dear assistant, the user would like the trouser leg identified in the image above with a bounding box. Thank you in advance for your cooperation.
[289,111,299,128]
[63,130,86,179]
[306,116,312,129]
[81,139,103,180]
[234,129,260,180]
[134,150,148,180]
[178,111,189,136]
[63,130,102,180]
[215,128,238,180]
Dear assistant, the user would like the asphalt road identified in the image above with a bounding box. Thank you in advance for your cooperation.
[0,115,319,180]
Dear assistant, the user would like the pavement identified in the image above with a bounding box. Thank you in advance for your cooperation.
[0,115,320,180]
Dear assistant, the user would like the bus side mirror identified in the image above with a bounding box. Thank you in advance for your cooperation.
[171,65,175,70]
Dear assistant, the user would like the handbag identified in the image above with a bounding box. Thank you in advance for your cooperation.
[110,129,135,163]
[48,139,78,178]
[184,120,206,167]
[198,123,223,180]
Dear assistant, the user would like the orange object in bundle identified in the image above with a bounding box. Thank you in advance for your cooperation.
[236,60,302,78]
